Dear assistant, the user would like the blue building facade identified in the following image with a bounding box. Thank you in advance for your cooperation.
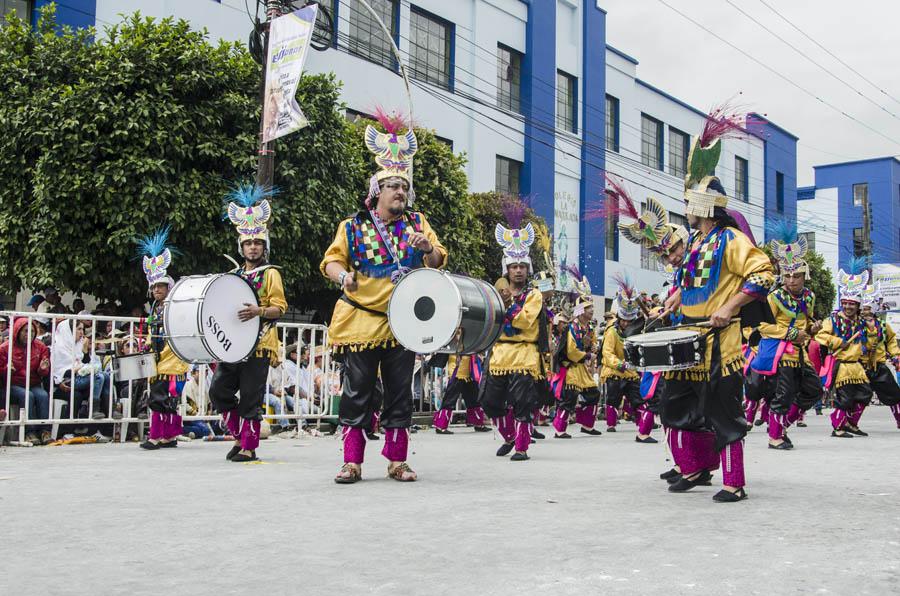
[749,114,798,239]
[807,157,900,270]
[33,0,96,29]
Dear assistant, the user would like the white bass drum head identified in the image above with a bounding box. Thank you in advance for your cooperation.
[388,269,462,353]
[201,274,261,363]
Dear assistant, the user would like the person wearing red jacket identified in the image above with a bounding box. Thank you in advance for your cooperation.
[0,318,51,444]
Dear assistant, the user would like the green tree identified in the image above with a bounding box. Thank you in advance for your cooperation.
[470,191,549,283]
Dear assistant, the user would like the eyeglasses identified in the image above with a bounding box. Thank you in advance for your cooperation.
[382,181,409,192]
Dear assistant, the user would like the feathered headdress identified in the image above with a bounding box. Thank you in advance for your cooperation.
[685,102,748,218]
[604,174,688,256]
[496,196,535,275]
[566,265,593,317]
[838,256,869,304]
[612,272,641,321]
[861,282,883,311]
[766,217,808,277]
[225,183,276,254]
[364,107,418,207]
[532,218,556,288]
[136,225,176,288]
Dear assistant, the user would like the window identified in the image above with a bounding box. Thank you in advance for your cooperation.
[853,227,865,257]
[735,157,749,202]
[853,183,868,207]
[668,127,689,178]
[348,0,398,69]
[641,114,663,171]
[605,95,620,153]
[606,212,618,261]
[409,6,453,91]
[1,0,29,20]
[495,156,521,196]
[497,44,522,113]
[799,231,815,253]
[776,171,785,212]
[556,70,577,134]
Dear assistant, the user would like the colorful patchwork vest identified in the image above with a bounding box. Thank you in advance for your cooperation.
[344,211,424,279]
[676,227,731,307]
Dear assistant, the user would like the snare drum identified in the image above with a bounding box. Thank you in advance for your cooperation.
[164,273,261,364]
[112,352,157,382]
[624,330,705,372]
[387,269,504,354]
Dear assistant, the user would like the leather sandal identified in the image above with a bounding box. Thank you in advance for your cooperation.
[335,463,362,484]
[388,462,417,482]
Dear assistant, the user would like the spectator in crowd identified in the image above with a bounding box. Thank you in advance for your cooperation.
[27,294,44,311]
[72,298,86,314]
[51,319,113,420]
[180,366,212,439]
[265,354,297,432]
[296,345,333,424]
[0,315,8,342]
[0,318,52,444]
[129,305,146,318]
[34,317,52,346]
[37,287,61,314]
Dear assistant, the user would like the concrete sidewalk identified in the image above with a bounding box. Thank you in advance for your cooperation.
[2,408,899,595]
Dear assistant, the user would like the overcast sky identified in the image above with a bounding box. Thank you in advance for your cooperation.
[599,0,900,186]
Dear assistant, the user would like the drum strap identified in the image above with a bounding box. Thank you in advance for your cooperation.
[340,294,386,317]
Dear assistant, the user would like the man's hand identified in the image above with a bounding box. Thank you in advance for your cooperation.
[795,329,809,344]
[663,288,681,315]
[709,304,737,328]
[408,232,433,254]
[39,357,50,371]
[59,382,71,393]
[342,271,358,293]
[238,303,260,322]
[499,288,513,308]
[809,320,822,334]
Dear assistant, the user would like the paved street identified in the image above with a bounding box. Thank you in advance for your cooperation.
[2,407,900,595]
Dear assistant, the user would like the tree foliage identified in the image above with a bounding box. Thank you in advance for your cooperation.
[0,7,478,313]
[470,191,548,283]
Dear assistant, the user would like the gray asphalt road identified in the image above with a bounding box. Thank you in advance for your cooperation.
[2,408,899,595]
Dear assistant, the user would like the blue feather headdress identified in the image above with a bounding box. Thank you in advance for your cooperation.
[135,225,176,287]
[224,183,277,245]
[838,255,869,303]
[766,216,808,276]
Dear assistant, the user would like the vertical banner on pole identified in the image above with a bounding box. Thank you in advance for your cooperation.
[261,4,318,143]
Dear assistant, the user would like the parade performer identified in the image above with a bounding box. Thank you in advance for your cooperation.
[660,107,775,502]
[432,353,488,434]
[551,271,601,438]
[860,283,900,416]
[321,111,446,483]
[209,184,288,463]
[814,263,875,437]
[599,276,657,442]
[137,226,191,451]
[753,221,821,450]
[481,210,543,461]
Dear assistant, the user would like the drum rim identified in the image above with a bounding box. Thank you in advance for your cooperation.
[387,268,464,354]
[164,273,262,364]
[625,330,701,346]
[457,277,503,354]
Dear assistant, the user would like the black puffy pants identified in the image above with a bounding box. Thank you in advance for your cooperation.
[209,356,270,420]
[867,363,900,407]
[339,345,414,429]
[480,373,536,423]
[769,363,822,415]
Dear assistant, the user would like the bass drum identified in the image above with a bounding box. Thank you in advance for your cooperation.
[387,269,504,355]
[164,273,261,364]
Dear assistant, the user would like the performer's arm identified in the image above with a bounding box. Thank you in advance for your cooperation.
[601,326,625,371]
[410,216,447,269]
[320,221,358,292]
[510,289,542,331]
[566,327,587,364]
[757,293,801,341]
[814,317,843,351]
[255,269,288,320]
[709,232,775,327]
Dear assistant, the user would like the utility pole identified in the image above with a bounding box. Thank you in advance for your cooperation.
[255,0,283,190]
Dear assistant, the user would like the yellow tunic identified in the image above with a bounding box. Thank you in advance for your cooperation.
[253,268,288,364]
[757,288,815,367]
[666,227,775,381]
[866,321,900,369]
[320,212,446,351]
[600,325,640,382]
[447,354,473,381]
[561,322,597,389]
[814,314,876,387]
[490,288,543,378]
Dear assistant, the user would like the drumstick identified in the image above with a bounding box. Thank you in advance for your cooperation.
[654,317,740,332]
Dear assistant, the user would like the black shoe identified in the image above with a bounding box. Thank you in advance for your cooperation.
[783,434,793,446]
[554,432,572,439]
[660,468,680,481]
[845,426,868,437]
[669,470,713,492]
[496,442,514,457]
[225,445,241,460]
[753,419,765,427]
[530,438,536,444]
[531,429,545,439]
[713,487,748,503]
[159,440,178,448]
[580,428,602,436]
[473,425,490,432]
[666,471,712,486]
[653,423,661,430]
[796,421,807,428]
[831,430,854,438]
[140,440,161,451]
[606,426,616,432]
[366,432,381,441]
[635,436,658,444]
[744,422,753,432]
[231,450,258,463]
[815,410,823,415]
[768,441,793,450]
[435,428,454,435]
[510,452,530,462]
